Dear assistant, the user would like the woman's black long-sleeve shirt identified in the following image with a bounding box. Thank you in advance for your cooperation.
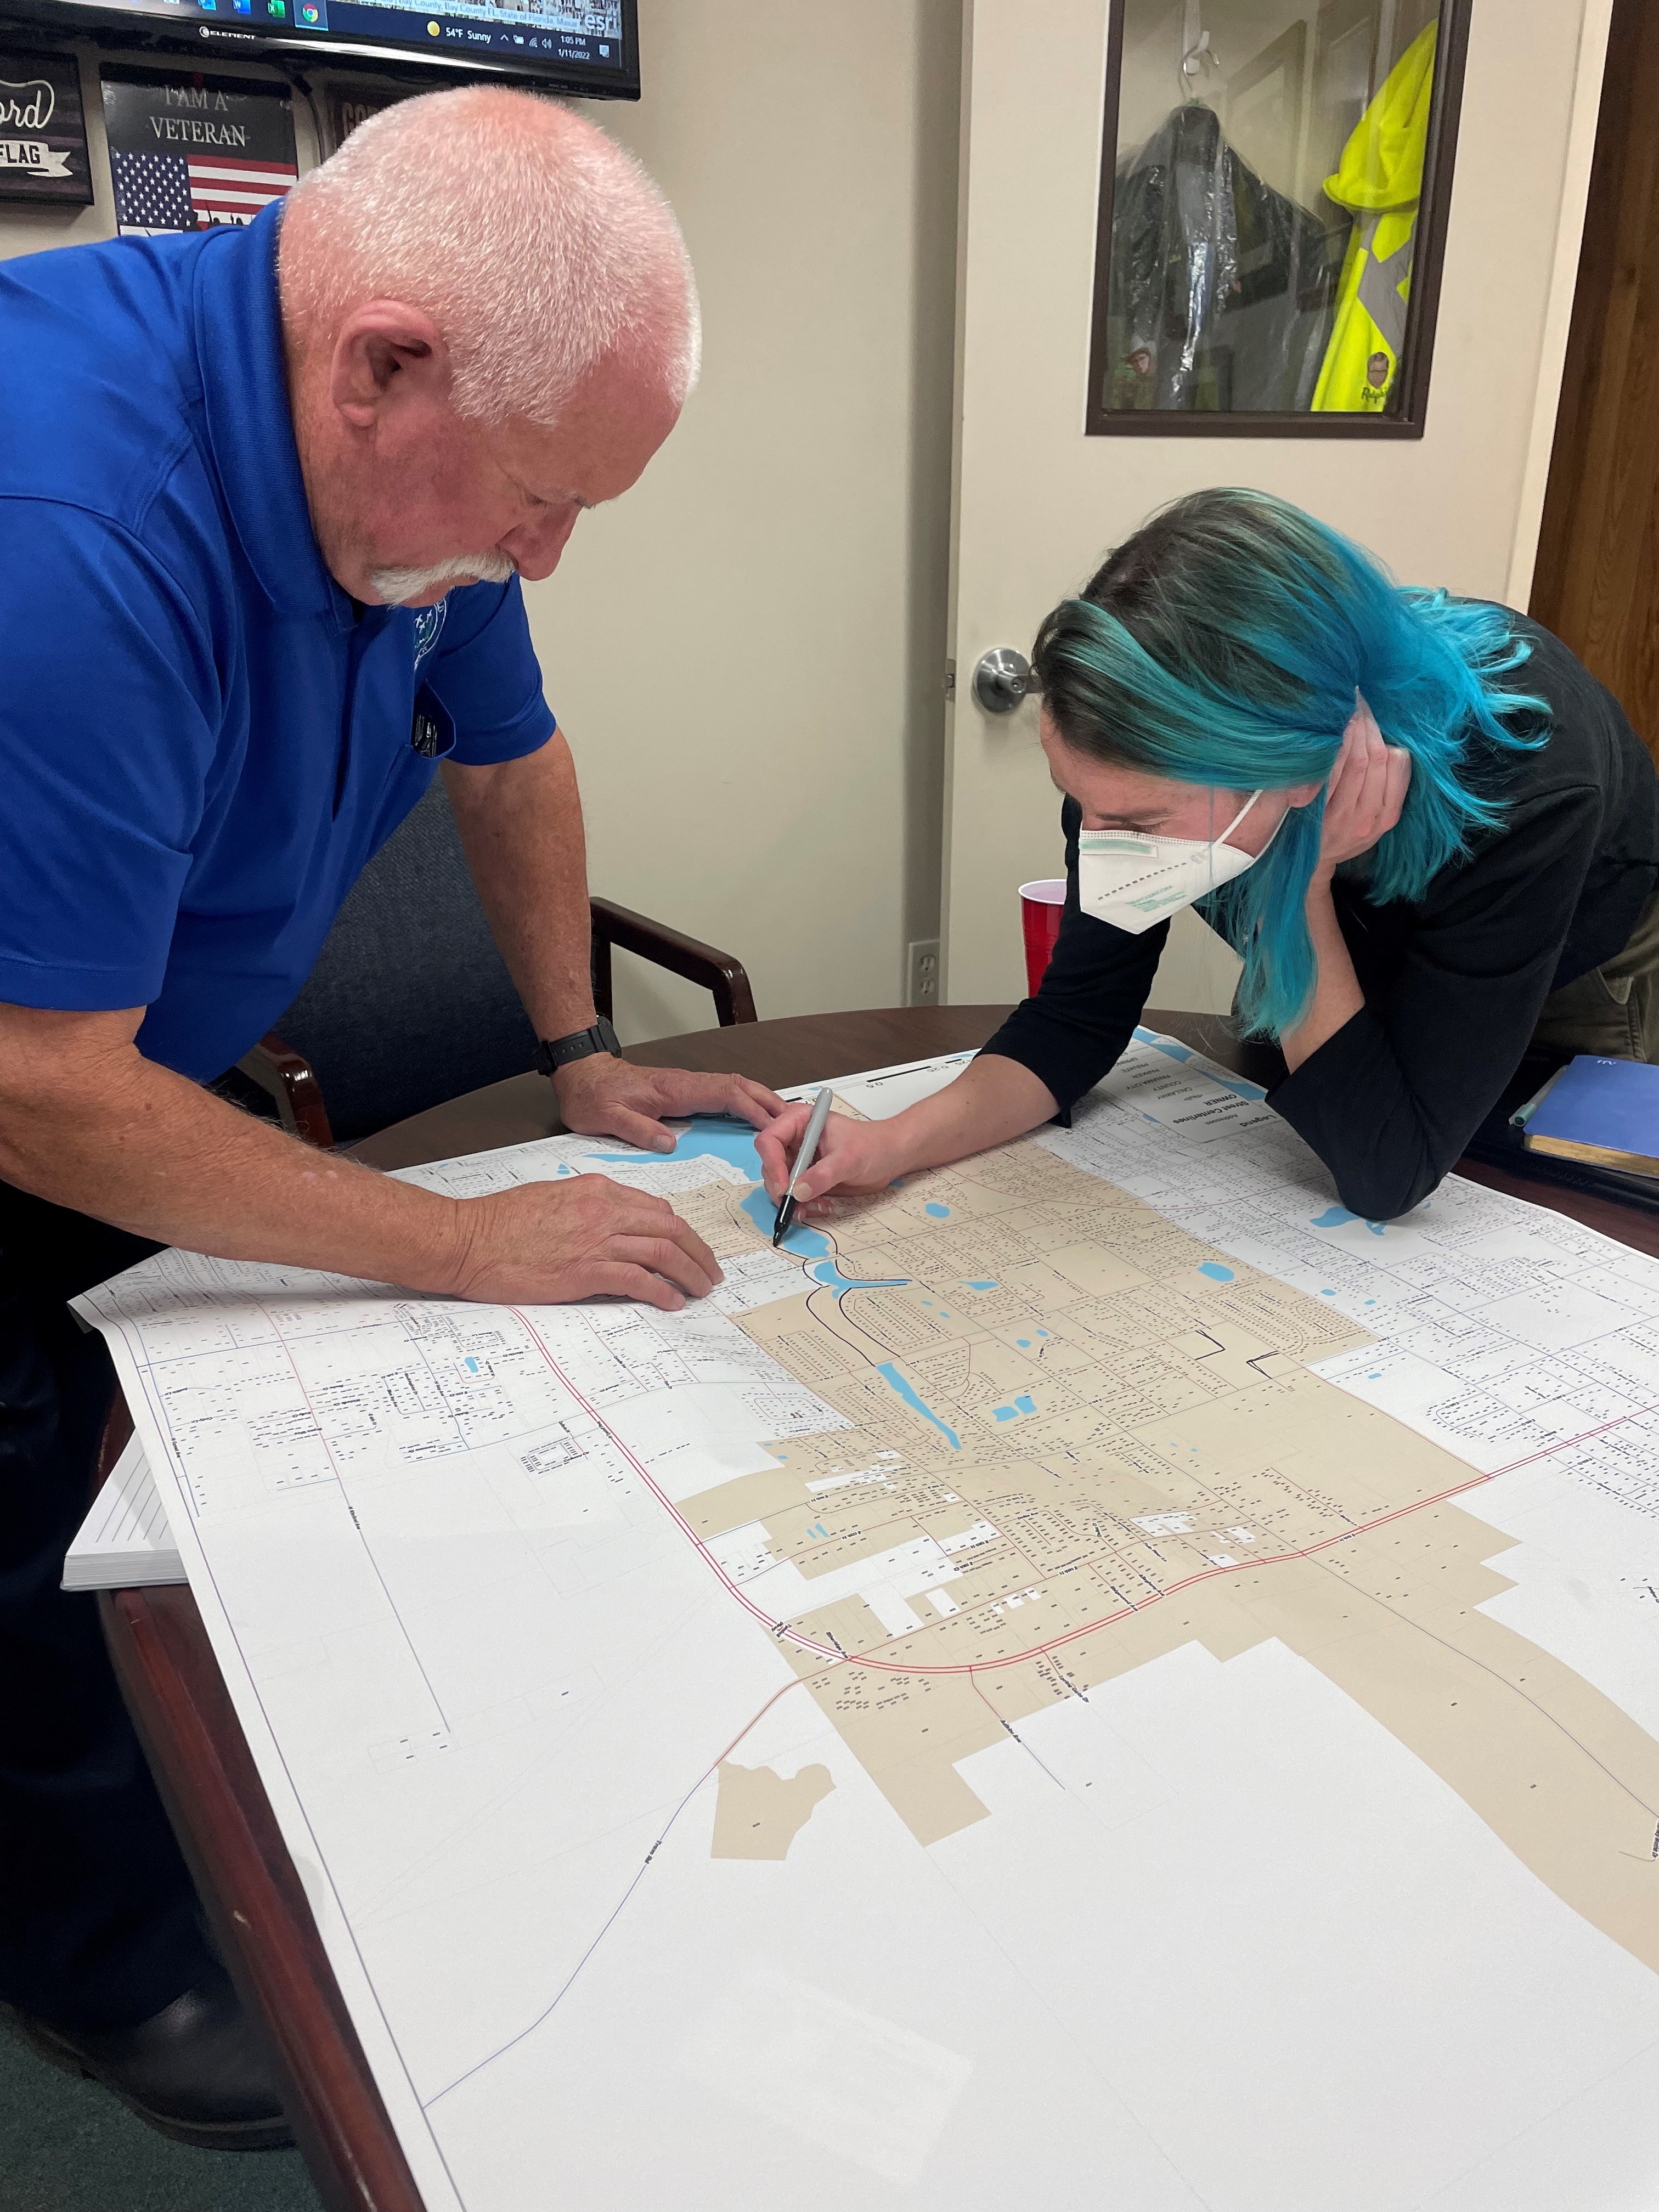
[980,617,1659,1220]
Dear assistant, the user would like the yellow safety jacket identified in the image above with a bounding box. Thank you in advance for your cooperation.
[1311,22,1437,413]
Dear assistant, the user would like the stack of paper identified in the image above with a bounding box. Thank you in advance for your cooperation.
[62,1434,183,1590]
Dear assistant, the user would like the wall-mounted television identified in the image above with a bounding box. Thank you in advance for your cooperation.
[1,0,637,93]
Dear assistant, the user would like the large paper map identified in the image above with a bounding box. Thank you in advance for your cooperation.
[78,1038,1659,2211]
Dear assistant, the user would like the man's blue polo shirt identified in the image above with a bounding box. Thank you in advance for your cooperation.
[0,203,556,1082]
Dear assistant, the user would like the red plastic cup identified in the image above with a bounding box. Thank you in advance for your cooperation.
[1019,878,1067,995]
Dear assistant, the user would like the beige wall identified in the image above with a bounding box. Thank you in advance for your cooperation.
[2,9,963,1048]
[552,0,961,1041]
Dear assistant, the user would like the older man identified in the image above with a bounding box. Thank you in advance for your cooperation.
[0,88,775,2146]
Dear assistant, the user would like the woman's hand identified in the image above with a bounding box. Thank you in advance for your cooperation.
[1283,696,1403,1072]
[756,1058,1059,1216]
[1318,696,1411,878]
[757,1103,902,1215]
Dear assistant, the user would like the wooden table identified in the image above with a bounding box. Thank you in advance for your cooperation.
[97,1003,1659,2211]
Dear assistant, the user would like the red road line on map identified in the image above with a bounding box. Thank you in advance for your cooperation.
[818,1403,1659,1678]
[1483,1405,1649,1478]
[805,1469,1505,1680]
[511,1308,1658,1686]
[511,1310,848,1666]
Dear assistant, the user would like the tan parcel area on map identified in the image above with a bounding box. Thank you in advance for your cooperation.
[667,1139,1659,1976]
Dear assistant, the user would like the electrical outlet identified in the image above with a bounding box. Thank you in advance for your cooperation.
[907,938,940,1005]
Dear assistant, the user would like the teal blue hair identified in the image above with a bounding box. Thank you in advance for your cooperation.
[1030,489,1550,1038]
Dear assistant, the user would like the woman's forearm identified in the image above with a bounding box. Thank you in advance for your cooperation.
[1281,870,1364,1071]
[762,1053,1060,1209]
[881,1054,1059,1178]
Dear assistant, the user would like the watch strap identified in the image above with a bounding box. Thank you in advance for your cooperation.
[533,1018,623,1076]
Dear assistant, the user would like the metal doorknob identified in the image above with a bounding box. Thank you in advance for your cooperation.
[973,647,1034,715]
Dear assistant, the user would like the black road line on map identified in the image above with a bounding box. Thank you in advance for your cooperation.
[424,1679,810,2108]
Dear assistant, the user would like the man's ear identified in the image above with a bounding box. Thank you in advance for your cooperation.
[330,300,450,432]
[1285,779,1324,808]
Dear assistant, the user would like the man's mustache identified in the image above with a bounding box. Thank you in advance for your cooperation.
[369,550,518,605]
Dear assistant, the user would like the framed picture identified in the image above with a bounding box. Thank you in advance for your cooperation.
[0,48,93,206]
[100,66,297,236]
[1086,0,1471,438]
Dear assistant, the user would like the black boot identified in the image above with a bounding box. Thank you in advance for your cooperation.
[14,1960,292,2151]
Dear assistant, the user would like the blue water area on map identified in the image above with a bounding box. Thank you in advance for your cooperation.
[737,1187,834,1257]
[1133,1026,1192,1062]
[924,1201,951,1218]
[1197,1262,1235,1282]
[1310,1204,1386,1238]
[877,1363,961,1449]
[963,1278,998,1291]
[1131,1025,1265,1099]
[592,1115,765,1182]
[992,1393,1037,1422]
[809,1258,909,1299]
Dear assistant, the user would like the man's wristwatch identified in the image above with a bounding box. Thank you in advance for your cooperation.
[533,1018,623,1077]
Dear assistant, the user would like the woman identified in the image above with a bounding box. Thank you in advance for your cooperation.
[760,489,1659,1223]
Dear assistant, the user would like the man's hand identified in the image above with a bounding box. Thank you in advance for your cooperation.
[442,751,785,1153]
[0,1003,727,1313]
[444,750,784,1153]
[1317,696,1411,878]
[551,1054,785,1153]
[448,1173,722,1310]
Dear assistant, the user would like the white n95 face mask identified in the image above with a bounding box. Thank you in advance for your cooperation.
[1076,791,1270,936]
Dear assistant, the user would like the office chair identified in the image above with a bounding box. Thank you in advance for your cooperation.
[228,777,755,1148]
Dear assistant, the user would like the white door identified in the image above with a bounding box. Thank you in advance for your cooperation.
[941,0,1613,1010]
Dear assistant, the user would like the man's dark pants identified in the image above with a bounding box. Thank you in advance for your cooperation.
[1,1180,206,2032]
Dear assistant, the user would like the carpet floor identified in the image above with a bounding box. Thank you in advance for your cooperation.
[0,2014,325,2212]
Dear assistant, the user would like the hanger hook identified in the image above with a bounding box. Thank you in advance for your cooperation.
[1179,14,1220,101]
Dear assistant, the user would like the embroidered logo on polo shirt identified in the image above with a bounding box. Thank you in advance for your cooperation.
[411,597,448,668]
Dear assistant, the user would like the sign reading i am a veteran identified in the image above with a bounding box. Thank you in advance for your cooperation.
[100,67,296,236]
[0,51,93,207]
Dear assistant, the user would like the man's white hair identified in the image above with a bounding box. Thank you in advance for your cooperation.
[281,86,699,427]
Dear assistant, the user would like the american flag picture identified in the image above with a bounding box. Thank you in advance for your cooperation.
[109,148,296,236]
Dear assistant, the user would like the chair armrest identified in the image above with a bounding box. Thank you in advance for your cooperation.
[235,1033,335,1149]
[589,899,758,1027]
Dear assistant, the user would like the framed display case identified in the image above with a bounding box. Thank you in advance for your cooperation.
[1086,0,1472,436]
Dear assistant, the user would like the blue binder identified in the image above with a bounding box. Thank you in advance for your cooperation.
[1523,1056,1659,1177]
